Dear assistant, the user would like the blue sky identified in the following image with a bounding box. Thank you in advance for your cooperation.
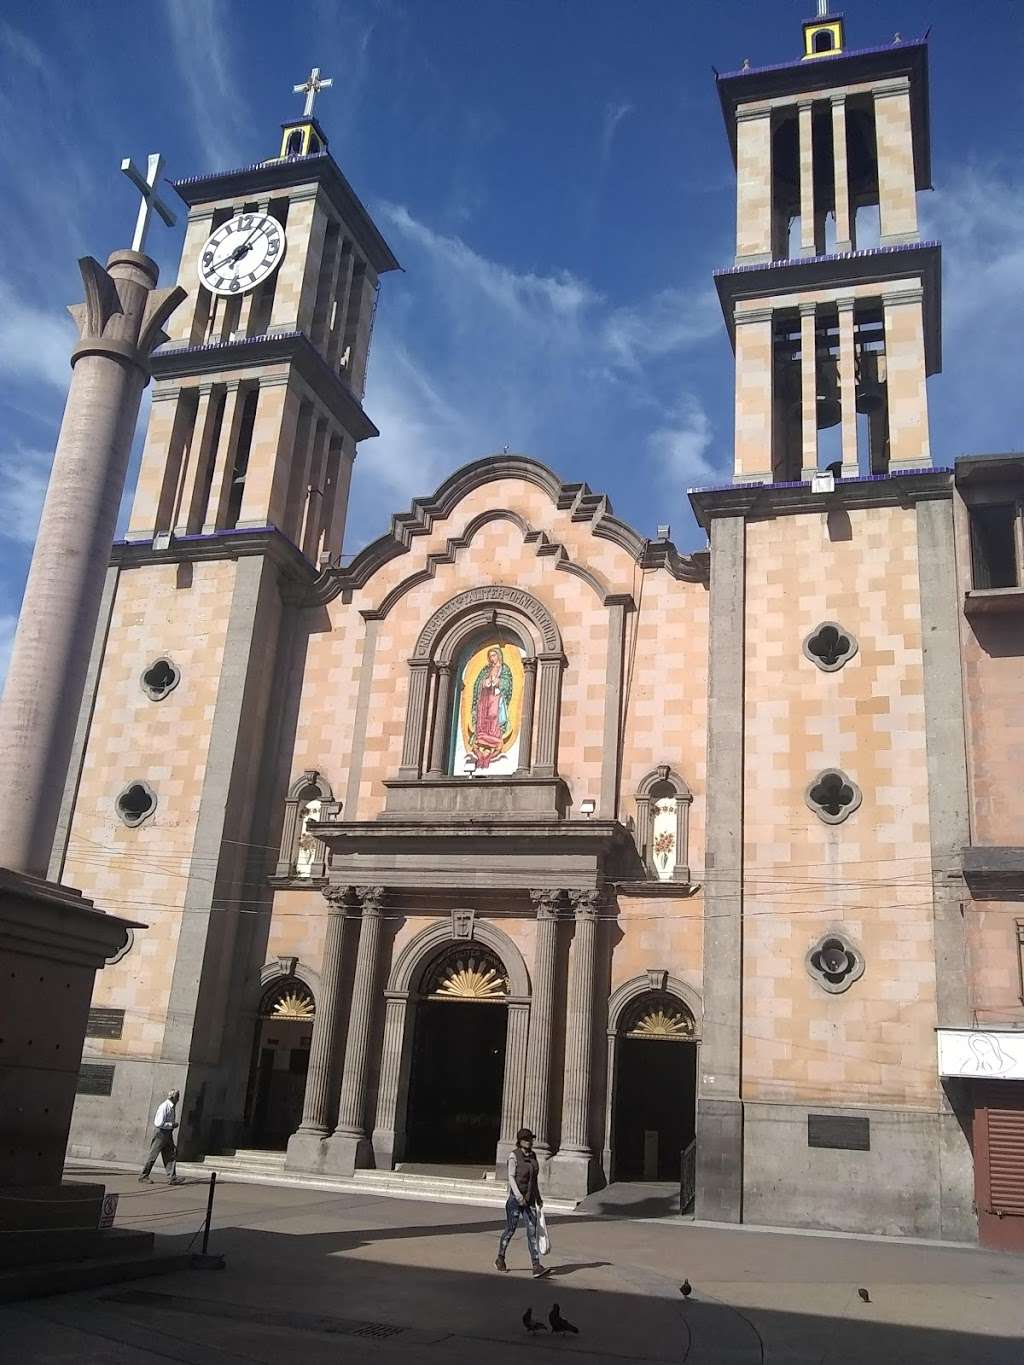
[1,0,1023,683]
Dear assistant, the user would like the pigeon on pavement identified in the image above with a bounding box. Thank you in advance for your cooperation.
[679,1279,692,1298]
[858,1288,871,1304]
[523,1308,546,1333]
[549,1303,579,1334]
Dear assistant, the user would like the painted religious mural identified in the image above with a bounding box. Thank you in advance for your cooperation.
[450,639,526,775]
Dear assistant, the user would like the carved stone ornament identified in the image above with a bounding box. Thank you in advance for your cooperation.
[140,656,180,701]
[570,889,601,917]
[530,888,566,919]
[115,779,157,828]
[806,932,865,994]
[414,585,560,658]
[323,884,355,912]
[805,769,862,825]
[357,885,386,914]
[803,621,859,673]
[451,908,475,940]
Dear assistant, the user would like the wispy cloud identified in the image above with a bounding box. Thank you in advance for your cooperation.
[600,99,634,167]
[0,445,52,547]
[0,282,73,391]
[0,614,16,694]
[648,398,716,488]
[162,0,251,171]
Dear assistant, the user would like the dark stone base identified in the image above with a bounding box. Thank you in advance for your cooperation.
[695,1095,743,1223]
[546,1149,599,1201]
[285,1129,374,1177]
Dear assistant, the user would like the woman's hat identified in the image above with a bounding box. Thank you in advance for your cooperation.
[516,1127,536,1142]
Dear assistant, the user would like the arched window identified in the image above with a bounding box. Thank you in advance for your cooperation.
[635,765,692,883]
[448,629,529,777]
[813,30,833,53]
[274,770,339,880]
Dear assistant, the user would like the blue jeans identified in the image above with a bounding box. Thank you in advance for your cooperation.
[498,1193,540,1263]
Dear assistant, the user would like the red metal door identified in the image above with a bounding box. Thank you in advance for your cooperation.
[975,1082,1024,1251]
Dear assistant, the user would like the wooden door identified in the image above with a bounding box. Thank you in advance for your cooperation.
[974,1082,1024,1251]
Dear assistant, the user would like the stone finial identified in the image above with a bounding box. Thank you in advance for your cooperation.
[68,253,186,378]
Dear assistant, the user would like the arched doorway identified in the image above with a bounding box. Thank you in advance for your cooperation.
[404,944,510,1165]
[611,992,698,1183]
[248,979,315,1150]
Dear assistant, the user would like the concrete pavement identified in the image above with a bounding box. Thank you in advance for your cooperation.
[3,1166,1022,1363]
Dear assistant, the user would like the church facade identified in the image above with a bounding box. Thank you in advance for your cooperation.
[58,16,1024,1245]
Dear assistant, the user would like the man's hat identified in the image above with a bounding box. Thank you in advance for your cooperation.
[516,1127,536,1142]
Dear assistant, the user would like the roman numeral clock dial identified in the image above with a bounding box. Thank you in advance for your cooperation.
[197,212,287,296]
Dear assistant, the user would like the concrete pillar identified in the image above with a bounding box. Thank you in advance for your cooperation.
[0,251,183,876]
[548,891,600,1199]
[522,890,563,1157]
[837,299,859,478]
[831,95,853,253]
[497,997,531,1172]
[517,658,537,773]
[286,888,352,1167]
[371,991,413,1170]
[331,886,385,1173]
[882,287,931,471]
[732,306,774,483]
[398,660,432,778]
[426,664,455,776]
[202,381,246,534]
[735,106,773,264]
[798,100,817,257]
[874,79,919,245]
[799,302,818,479]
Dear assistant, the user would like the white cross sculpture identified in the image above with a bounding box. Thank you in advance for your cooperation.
[120,154,177,255]
[293,66,334,119]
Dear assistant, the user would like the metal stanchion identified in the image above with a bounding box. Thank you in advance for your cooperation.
[191,1171,226,1269]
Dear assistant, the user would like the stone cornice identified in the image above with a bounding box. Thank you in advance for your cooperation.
[171,151,400,275]
[112,525,318,591]
[151,331,379,441]
[311,453,708,604]
[688,468,953,530]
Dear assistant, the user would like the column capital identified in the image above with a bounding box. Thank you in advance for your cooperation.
[836,297,857,314]
[882,286,925,308]
[797,97,816,113]
[798,300,818,318]
[569,890,602,918]
[357,885,386,914]
[522,656,538,674]
[435,660,454,677]
[530,888,566,919]
[406,656,433,671]
[873,77,912,100]
[735,104,772,123]
[829,93,848,109]
[734,306,774,326]
[323,883,356,914]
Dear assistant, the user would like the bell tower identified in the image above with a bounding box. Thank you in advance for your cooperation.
[127,67,399,563]
[715,10,939,484]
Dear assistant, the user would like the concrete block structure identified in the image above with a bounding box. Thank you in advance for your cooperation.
[52,24,1024,1244]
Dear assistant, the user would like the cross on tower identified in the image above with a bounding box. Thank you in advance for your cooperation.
[120,153,177,255]
[816,0,829,15]
[293,66,334,118]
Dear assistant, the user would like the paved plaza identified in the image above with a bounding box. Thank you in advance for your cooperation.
[3,1168,1023,1363]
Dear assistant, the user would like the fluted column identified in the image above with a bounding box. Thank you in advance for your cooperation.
[522,890,564,1156]
[335,886,385,1141]
[517,658,537,773]
[532,654,564,777]
[548,890,601,1199]
[426,664,454,776]
[498,997,532,1161]
[398,662,431,778]
[288,885,352,1154]
[371,990,413,1169]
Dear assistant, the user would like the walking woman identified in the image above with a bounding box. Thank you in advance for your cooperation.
[495,1127,550,1277]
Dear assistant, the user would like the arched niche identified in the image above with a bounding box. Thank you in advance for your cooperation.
[635,765,693,883]
[275,770,340,881]
[387,917,531,998]
[399,586,566,781]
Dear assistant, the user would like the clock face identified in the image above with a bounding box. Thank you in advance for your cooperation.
[198,212,287,297]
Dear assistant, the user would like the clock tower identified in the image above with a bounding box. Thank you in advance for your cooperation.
[126,69,399,561]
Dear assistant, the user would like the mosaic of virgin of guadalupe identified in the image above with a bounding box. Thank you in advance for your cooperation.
[452,641,525,773]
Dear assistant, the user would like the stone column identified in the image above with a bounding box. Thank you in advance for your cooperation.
[522,890,563,1157]
[0,251,184,877]
[837,299,859,478]
[734,106,774,264]
[548,890,600,1199]
[882,287,931,471]
[831,95,854,253]
[532,654,564,777]
[496,997,532,1174]
[798,99,817,257]
[516,658,537,773]
[426,664,454,776]
[328,885,385,1174]
[202,380,245,534]
[732,306,775,483]
[874,78,919,245]
[286,885,352,1170]
[799,302,818,480]
[398,660,431,778]
[371,990,413,1170]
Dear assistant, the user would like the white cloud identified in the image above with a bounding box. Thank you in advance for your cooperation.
[0,446,52,546]
[0,614,16,694]
[163,0,251,171]
[603,287,720,373]
[0,282,72,391]
[649,399,716,486]
[601,100,634,166]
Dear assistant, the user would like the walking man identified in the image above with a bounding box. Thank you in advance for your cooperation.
[139,1089,184,1184]
[495,1127,550,1276]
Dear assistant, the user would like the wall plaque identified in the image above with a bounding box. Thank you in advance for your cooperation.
[85,1007,125,1040]
[807,1114,870,1151]
[77,1063,116,1097]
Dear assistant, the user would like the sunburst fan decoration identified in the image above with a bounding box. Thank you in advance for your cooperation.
[627,1005,694,1040]
[429,952,508,1002]
[269,988,315,1020]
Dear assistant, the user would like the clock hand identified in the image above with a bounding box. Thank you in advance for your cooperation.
[211,224,264,272]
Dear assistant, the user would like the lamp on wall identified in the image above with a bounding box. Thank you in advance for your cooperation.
[580,799,596,818]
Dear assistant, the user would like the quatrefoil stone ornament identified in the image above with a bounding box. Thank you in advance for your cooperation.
[805,768,862,825]
[806,932,865,994]
[802,621,858,672]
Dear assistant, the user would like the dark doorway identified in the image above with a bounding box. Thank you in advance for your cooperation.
[613,1037,697,1181]
[246,980,314,1150]
[405,999,508,1164]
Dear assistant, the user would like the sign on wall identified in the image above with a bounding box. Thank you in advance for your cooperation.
[937,1028,1024,1081]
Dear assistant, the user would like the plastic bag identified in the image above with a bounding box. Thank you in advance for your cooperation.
[537,1208,551,1256]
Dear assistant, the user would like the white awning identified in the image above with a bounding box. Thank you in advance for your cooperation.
[937,1028,1024,1081]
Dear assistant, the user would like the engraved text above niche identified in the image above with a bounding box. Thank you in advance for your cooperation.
[415,585,560,656]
